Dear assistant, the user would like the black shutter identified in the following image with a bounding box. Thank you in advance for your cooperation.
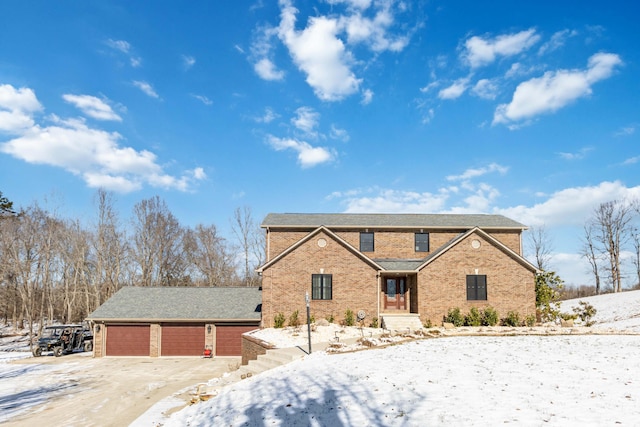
[477,275,487,300]
[467,275,475,300]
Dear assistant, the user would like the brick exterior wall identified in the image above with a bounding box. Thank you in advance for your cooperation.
[418,231,535,325]
[262,230,379,327]
[262,226,535,329]
[266,228,523,262]
[241,333,276,365]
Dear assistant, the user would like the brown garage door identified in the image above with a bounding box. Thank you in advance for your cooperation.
[216,325,257,356]
[161,323,205,356]
[106,325,150,356]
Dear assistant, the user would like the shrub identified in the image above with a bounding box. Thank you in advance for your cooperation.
[502,311,521,327]
[524,314,536,327]
[481,307,499,326]
[289,310,300,327]
[536,271,564,322]
[309,314,315,324]
[573,301,597,326]
[344,309,355,326]
[443,307,464,327]
[464,307,482,326]
[274,312,285,328]
[326,313,335,324]
[559,312,578,321]
[370,317,379,328]
[423,319,433,328]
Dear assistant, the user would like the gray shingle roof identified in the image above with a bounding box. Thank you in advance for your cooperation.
[261,213,526,229]
[87,287,262,321]
[374,259,426,271]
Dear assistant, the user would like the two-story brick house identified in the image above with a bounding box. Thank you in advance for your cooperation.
[257,213,538,328]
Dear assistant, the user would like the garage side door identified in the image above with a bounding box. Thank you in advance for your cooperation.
[106,325,150,356]
[216,325,256,356]
[161,323,205,356]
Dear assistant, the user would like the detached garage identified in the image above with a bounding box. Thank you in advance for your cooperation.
[88,287,261,357]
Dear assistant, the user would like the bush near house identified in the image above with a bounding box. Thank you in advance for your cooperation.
[289,310,300,327]
[343,309,355,326]
[502,311,521,327]
[274,312,285,328]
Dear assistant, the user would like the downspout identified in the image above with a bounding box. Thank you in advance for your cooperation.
[376,273,380,322]
[266,227,271,261]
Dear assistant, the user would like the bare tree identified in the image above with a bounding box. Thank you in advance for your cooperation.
[183,224,238,286]
[526,225,554,271]
[0,205,53,349]
[591,200,633,292]
[631,227,640,289]
[581,223,603,294]
[231,206,263,286]
[91,190,128,304]
[131,196,186,287]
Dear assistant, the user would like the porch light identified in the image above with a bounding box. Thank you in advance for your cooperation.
[207,325,212,334]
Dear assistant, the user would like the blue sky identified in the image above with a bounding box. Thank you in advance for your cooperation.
[1,0,639,287]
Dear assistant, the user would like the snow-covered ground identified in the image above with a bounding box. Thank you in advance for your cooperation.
[162,291,640,427]
[2,290,640,426]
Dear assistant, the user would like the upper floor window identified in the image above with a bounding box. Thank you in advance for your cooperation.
[467,275,487,300]
[312,274,332,300]
[360,232,374,252]
[415,233,429,252]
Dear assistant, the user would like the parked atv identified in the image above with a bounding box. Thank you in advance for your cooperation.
[34,325,93,357]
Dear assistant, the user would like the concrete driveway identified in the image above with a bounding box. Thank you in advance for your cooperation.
[4,352,240,426]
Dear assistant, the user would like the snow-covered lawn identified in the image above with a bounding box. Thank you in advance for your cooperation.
[163,291,640,426]
[165,334,640,426]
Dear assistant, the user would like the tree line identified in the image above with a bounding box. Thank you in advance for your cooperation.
[529,198,640,297]
[0,190,265,334]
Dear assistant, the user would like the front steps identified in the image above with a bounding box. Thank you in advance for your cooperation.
[381,313,423,332]
[238,347,302,376]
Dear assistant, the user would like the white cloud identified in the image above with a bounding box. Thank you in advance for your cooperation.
[614,125,636,137]
[463,29,540,68]
[133,81,160,99]
[330,124,349,141]
[471,78,499,100]
[493,53,622,126]
[105,39,141,68]
[191,94,213,105]
[341,5,409,52]
[105,39,131,54]
[496,181,640,228]
[340,188,450,213]
[0,85,201,193]
[192,167,207,180]
[0,84,43,133]
[278,2,361,101]
[361,88,374,105]
[326,0,372,10]
[182,55,196,69]
[254,107,279,123]
[538,29,578,56]
[421,108,435,124]
[62,94,122,121]
[251,0,410,101]
[557,146,593,160]
[254,58,285,81]
[446,163,509,181]
[438,77,470,100]
[291,106,319,135]
[266,135,334,168]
